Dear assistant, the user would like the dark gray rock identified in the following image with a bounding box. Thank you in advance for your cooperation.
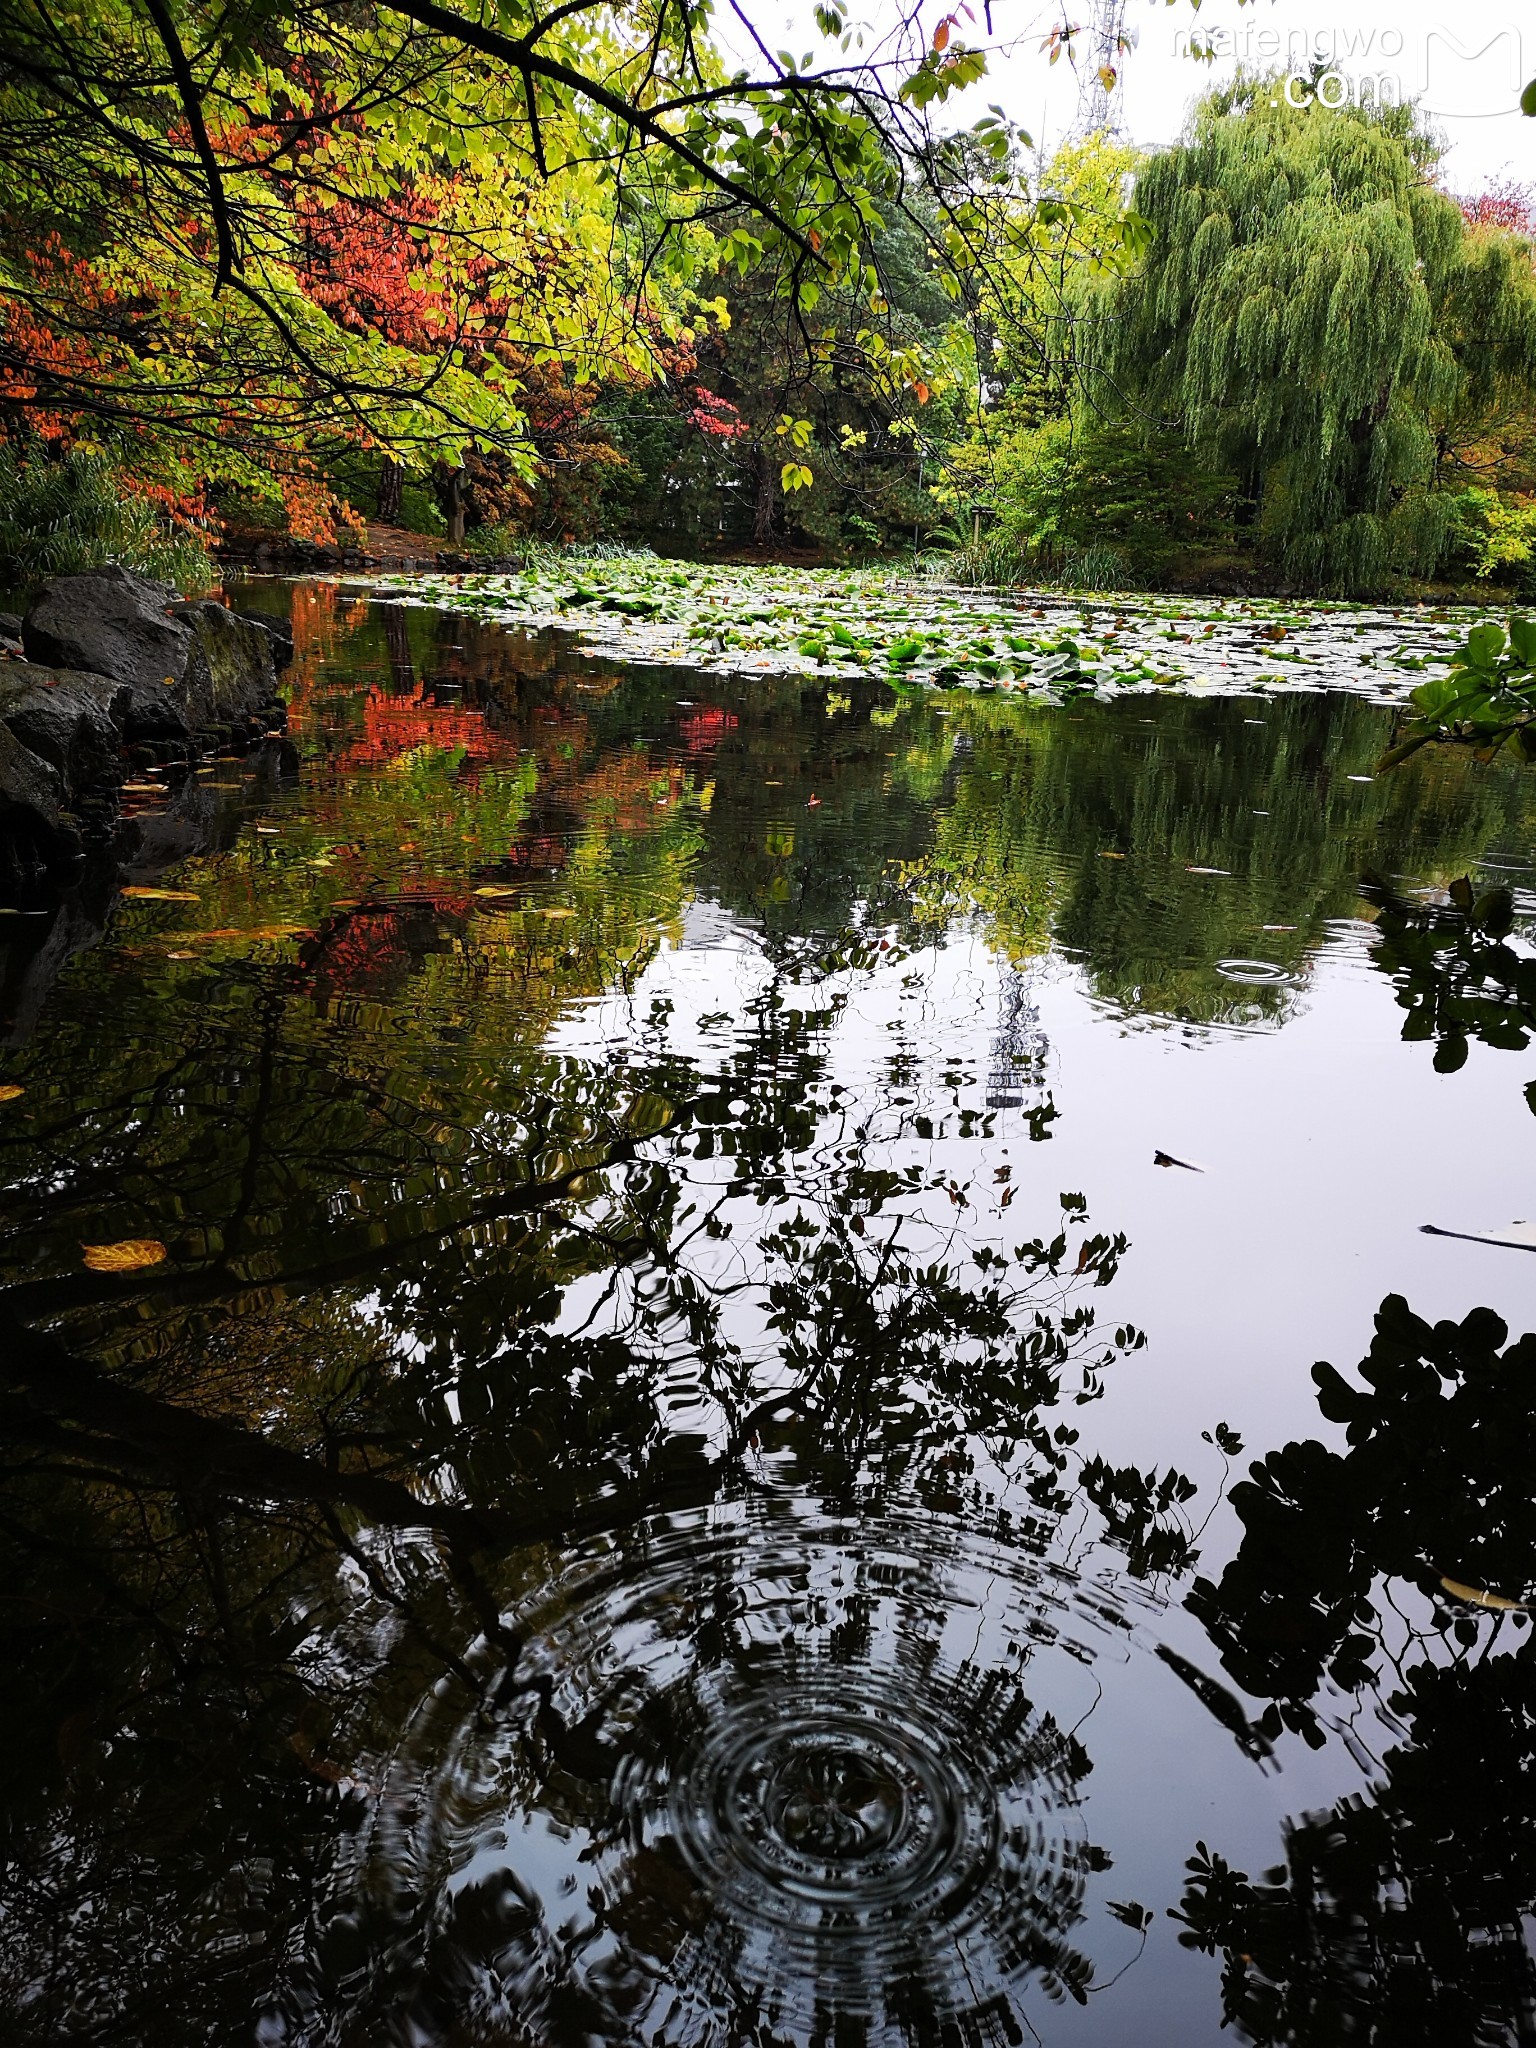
[0,666,129,790]
[21,570,281,745]
[232,610,295,671]
[121,678,192,747]
[1,569,290,888]
[22,566,188,696]
[168,599,278,727]
[0,720,63,834]
[0,614,22,639]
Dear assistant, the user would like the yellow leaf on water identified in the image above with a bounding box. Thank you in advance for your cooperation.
[535,906,577,918]
[474,886,519,900]
[165,925,311,943]
[0,1084,23,1103]
[82,1238,168,1273]
[122,886,200,902]
[1441,1576,1526,1612]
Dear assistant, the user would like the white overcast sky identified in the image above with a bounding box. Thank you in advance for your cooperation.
[725,0,1532,194]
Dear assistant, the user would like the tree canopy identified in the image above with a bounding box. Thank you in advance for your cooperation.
[1101,84,1536,591]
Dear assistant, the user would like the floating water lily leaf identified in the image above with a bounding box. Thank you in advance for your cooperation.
[82,1238,168,1272]
[121,886,200,902]
[1440,1576,1526,1612]
[372,559,1499,711]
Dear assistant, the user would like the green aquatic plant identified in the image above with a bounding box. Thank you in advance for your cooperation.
[374,556,1496,705]
[1382,615,1536,763]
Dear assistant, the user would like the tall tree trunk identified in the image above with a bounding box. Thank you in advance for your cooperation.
[753,442,776,547]
[377,457,404,525]
[443,466,467,546]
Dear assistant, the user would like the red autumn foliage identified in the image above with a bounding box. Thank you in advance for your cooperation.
[687,388,749,439]
[1460,181,1536,235]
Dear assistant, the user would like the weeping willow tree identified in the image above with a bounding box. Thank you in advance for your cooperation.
[1101,81,1536,592]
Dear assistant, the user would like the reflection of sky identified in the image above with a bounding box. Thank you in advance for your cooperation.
[553,896,1536,1495]
[543,879,1536,2039]
[721,0,1531,192]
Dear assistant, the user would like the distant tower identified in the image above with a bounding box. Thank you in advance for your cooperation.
[1070,0,1129,137]
[985,963,1049,1112]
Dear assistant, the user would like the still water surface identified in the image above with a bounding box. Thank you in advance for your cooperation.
[3,583,1536,2045]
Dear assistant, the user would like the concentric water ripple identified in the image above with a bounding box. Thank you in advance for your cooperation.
[343,1490,1176,2045]
[1214,956,1297,986]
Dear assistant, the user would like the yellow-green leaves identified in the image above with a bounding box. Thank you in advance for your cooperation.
[82,1238,169,1273]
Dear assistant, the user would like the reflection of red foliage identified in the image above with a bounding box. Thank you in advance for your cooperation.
[677,706,737,752]
[300,898,468,1000]
[340,685,517,768]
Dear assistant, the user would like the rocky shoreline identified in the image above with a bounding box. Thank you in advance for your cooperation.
[0,566,292,888]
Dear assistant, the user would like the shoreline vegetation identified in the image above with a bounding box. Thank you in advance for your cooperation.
[4,46,1536,613]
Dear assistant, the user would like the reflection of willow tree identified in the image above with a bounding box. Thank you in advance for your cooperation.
[905,694,1535,1023]
[1176,1295,1536,2044]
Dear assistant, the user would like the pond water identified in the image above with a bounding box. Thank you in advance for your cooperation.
[3,581,1536,2046]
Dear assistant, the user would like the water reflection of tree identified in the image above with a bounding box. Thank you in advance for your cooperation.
[0,917,1200,2040]
[1361,872,1536,1098]
[922,695,1534,1026]
[1178,1294,1536,2044]
[10,594,1535,2040]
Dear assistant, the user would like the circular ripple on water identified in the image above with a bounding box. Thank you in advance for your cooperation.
[348,1491,1165,2045]
[1214,956,1297,986]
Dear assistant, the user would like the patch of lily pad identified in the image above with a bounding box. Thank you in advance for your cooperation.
[359,556,1500,705]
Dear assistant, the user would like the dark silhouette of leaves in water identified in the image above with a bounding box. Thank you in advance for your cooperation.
[1360,870,1536,1103]
[1179,1295,1536,2044]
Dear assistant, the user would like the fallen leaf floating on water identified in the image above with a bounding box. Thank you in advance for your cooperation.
[0,1084,23,1103]
[121,886,200,902]
[82,1238,168,1273]
[1099,850,1126,859]
[474,885,519,900]
[1153,1150,1204,1172]
[1420,1222,1536,1253]
[1440,1576,1527,1612]
[1186,866,1231,876]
